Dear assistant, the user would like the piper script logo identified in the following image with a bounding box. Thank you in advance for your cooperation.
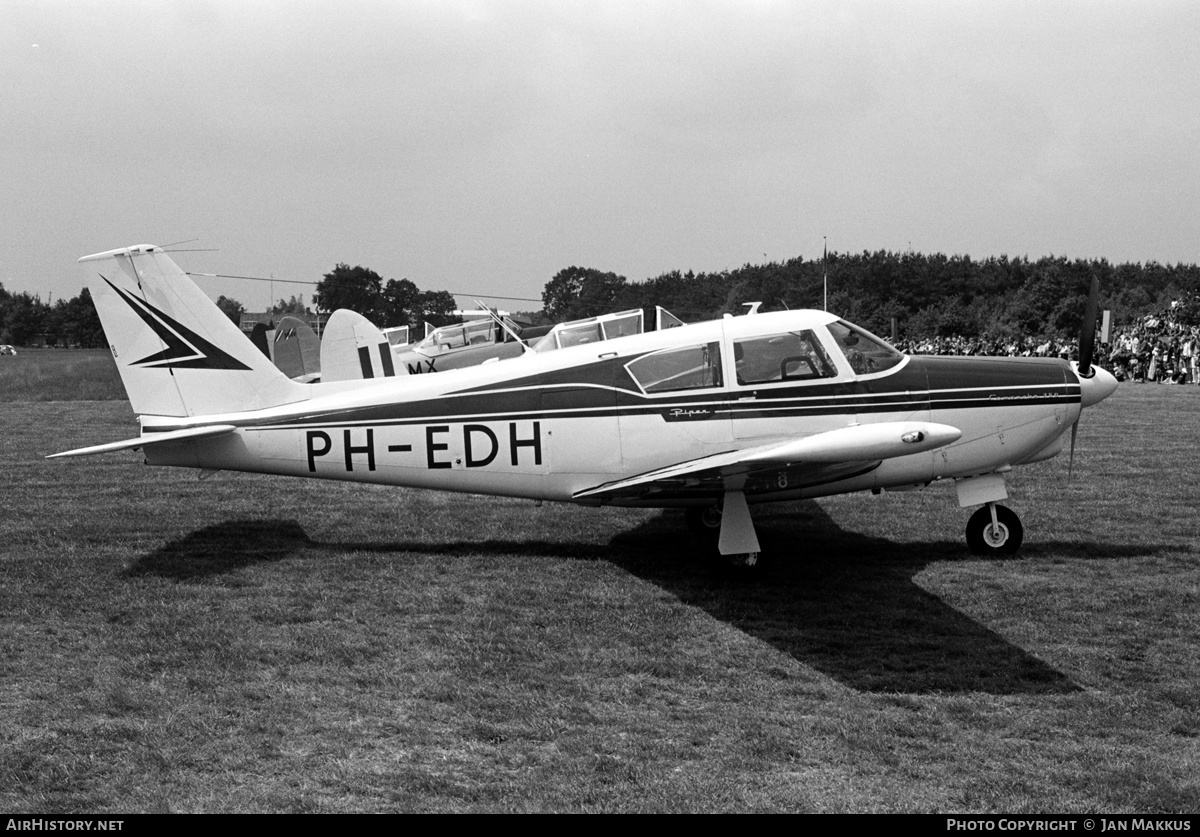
[103,277,251,371]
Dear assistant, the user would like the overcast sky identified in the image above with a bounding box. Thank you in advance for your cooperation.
[4,0,1198,312]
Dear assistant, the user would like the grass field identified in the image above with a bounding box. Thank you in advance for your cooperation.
[0,349,124,401]
[2,380,1198,812]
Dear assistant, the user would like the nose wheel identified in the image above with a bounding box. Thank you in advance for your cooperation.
[966,504,1023,555]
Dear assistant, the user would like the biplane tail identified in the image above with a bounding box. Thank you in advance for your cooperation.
[79,245,307,417]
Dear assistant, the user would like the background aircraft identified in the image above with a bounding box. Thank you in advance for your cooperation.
[391,315,534,375]
[270,315,321,381]
[385,306,685,375]
[528,306,683,352]
[51,244,1117,566]
[319,308,396,383]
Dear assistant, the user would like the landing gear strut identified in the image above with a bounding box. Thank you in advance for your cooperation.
[686,492,761,567]
[966,503,1023,555]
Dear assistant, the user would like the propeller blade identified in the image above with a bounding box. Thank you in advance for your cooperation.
[1077,275,1101,378]
[1068,418,1079,481]
[1069,275,1107,481]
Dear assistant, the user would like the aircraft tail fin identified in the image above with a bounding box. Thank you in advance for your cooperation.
[80,244,307,417]
[319,308,406,382]
[272,315,322,380]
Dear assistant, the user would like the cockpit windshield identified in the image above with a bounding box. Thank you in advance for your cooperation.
[826,320,904,375]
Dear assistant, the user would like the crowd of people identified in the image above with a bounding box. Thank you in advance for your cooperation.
[895,334,1078,359]
[1106,320,1200,384]
[893,303,1200,385]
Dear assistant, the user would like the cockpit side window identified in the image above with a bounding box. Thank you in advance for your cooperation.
[732,330,836,385]
[626,342,723,394]
[417,326,464,355]
[827,320,904,375]
[465,320,495,345]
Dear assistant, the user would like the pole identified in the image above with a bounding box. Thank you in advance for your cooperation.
[823,237,828,312]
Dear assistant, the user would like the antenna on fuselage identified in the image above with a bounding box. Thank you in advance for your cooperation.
[823,236,828,312]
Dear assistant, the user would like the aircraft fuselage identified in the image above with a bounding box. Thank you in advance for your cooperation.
[137,311,1084,507]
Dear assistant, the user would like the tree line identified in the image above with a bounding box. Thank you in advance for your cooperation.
[540,252,1200,341]
[0,285,105,347]
[312,264,459,329]
[0,263,460,347]
[6,251,1200,348]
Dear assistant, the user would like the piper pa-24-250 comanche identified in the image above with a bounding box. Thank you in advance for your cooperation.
[51,245,1118,565]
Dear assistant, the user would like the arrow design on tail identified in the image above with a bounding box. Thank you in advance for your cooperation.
[102,276,251,370]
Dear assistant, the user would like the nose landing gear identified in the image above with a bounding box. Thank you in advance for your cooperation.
[966,503,1023,555]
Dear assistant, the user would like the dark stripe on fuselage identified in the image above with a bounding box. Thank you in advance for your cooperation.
[151,353,1079,433]
[920,354,1072,389]
[291,359,1070,430]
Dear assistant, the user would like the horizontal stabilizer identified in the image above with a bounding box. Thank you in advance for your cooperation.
[47,424,236,459]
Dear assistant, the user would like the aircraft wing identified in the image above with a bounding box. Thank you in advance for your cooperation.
[573,421,961,502]
[46,425,237,459]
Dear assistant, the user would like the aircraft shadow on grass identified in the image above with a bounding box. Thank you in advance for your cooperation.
[123,519,317,580]
[604,499,1183,695]
[607,502,1063,696]
[123,519,606,582]
[125,502,1175,696]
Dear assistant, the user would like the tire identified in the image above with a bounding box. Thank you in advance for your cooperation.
[708,550,764,576]
[728,551,759,568]
[966,505,1024,555]
[686,504,722,536]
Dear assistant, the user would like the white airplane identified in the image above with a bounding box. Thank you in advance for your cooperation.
[51,245,1118,565]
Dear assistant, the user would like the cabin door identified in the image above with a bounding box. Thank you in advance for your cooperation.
[727,326,855,442]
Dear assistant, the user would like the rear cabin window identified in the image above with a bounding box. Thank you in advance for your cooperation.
[626,342,724,394]
[557,322,603,348]
[827,320,904,375]
[733,330,836,385]
[602,312,643,340]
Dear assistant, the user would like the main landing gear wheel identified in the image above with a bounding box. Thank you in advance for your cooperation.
[686,504,722,536]
[966,504,1024,556]
[729,552,759,568]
